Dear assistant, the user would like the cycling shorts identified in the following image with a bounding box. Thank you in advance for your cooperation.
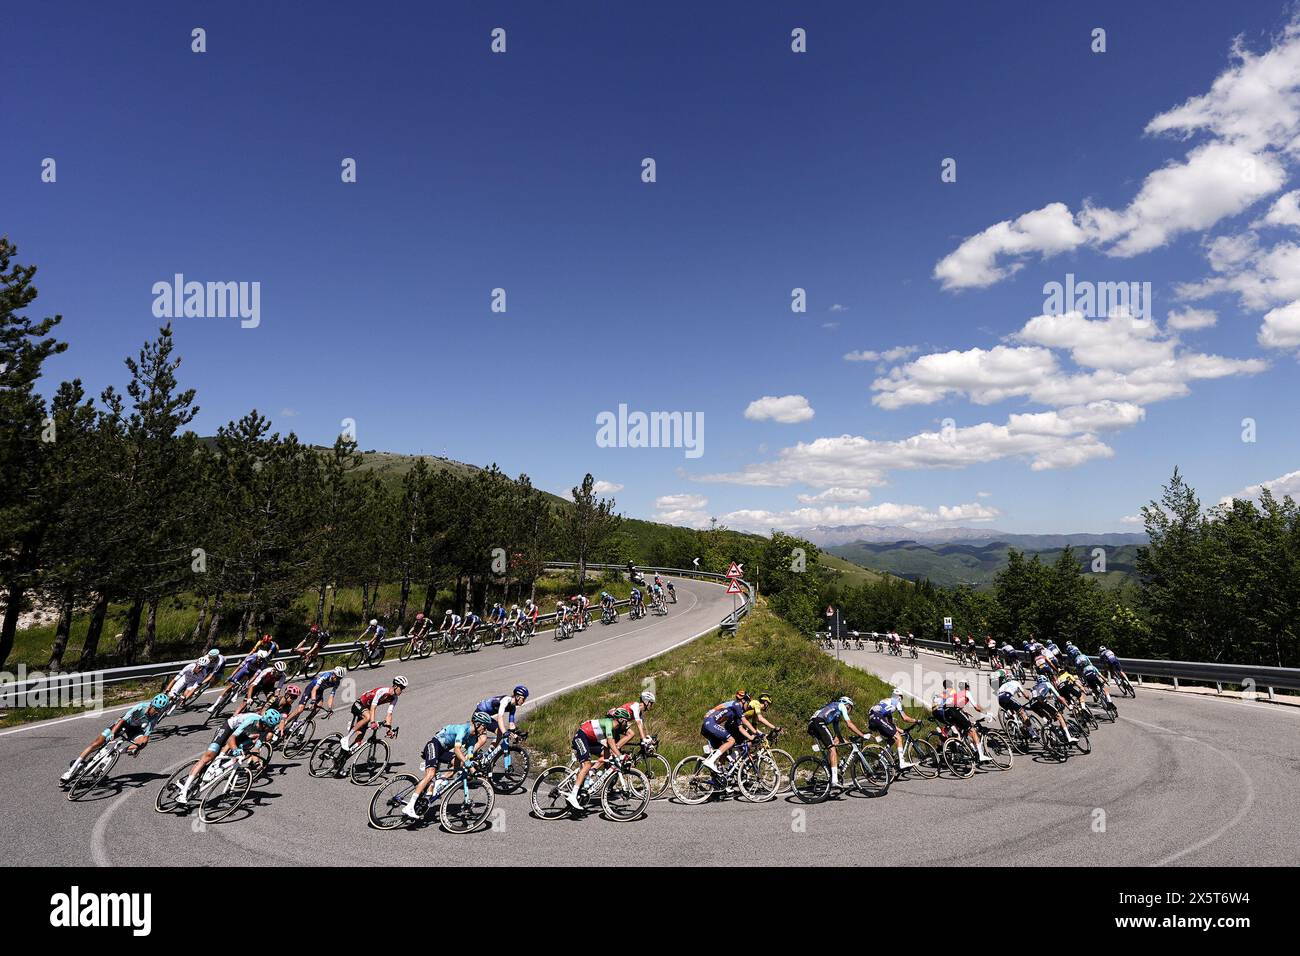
[701,719,733,748]
[571,731,604,764]
[421,737,453,769]
[208,723,257,754]
[867,714,897,739]
[807,717,836,751]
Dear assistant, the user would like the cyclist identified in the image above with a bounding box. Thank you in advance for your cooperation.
[807,696,868,789]
[234,659,287,716]
[965,634,977,659]
[439,609,461,640]
[1079,657,1113,707]
[488,603,507,633]
[1028,675,1077,743]
[1054,669,1086,715]
[744,692,781,736]
[472,685,529,739]
[504,604,522,633]
[408,612,430,643]
[249,632,279,659]
[665,580,676,602]
[568,710,631,811]
[342,677,408,753]
[175,708,281,805]
[61,694,169,783]
[611,690,657,748]
[650,581,664,607]
[933,679,991,763]
[402,714,494,820]
[460,610,481,643]
[700,691,757,772]
[629,587,643,617]
[264,683,301,722]
[889,630,902,654]
[950,632,962,657]
[281,665,345,729]
[1097,645,1128,684]
[290,624,329,669]
[225,646,269,688]
[868,687,919,769]
[1032,642,1058,679]
[990,668,1035,737]
[358,619,386,656]
[906,631,917,652]
[599,590,616,621]
[555,601,569,631]
[166,650,223,707]
[570,594,589,631]
[521,599,538,633]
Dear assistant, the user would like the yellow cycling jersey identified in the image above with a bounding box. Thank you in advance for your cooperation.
[743,700,766,724]
[1057,672,1080,686]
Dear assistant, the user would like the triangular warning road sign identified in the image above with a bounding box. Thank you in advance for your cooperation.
[726,579,744,594]
[726,562,742,578]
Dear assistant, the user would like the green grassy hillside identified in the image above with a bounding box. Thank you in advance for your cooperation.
[828,540,1140,589]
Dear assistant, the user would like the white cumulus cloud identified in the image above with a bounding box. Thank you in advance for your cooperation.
[744,394,815,424]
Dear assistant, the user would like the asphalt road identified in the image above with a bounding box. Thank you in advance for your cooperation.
[3,581,1296,867]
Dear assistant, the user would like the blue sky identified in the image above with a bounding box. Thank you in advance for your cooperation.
[6,1,1300,533]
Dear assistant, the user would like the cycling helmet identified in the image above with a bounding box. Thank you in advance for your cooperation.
[256,649,269,659]
[735,689,749,701]
[151,693,170,709]
[1022,641,1030,650]
[310,624,319,632]
[610,707,633,721]
[640,690,656,705]
[1099,645,1108,652]
[415,612,424,621]
[444,609,453,616]
[369,619,378,626]
[512,605,519,611]
[260,633,273,643]
[472,712,494,727]
[891,686,905,698]
[272,661,286,673]
[285,684,301,698]
[263,709,282,727]
[393,675,409,688]
[513,685,529,699]
[333,666,346,678]
[207,648,220,658]
[757,693,772,706]
[839,696,854,709]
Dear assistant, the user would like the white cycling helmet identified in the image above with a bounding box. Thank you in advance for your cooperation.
[256,649,269,659]
[369,619,378,627]
[891,686,905,698]
[333,665,346,678]
[641,690,656,705]
[393,675,409,688]
[273,661,286,673]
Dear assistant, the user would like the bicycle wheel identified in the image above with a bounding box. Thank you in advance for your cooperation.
[368,774,419,829]
[942,737,976,778]
[531,766,577,820]
[670,756,720,805]
[440,774,496,833]
[738,752,781,802]
[1042,725,1069,761]
[1066,720,1092,754]
[206,687,235,723]
[517,628,531,646]
[765,748,797,794]
[349,739,390,785]
[488,744,531,794]
[790,755,832,803]
[633,752,673,800]
[157,764,189,811]
[199,766,254,823]
[907,738,941,778]
[68,750,114,801]
[282,718,315,758]
[983,730,1014,770]
[848,747,891,795]
[601,767,650,821]
[399,640,416,662]
[308,734,343,777]
[346,650,366,670]
[369,646,387,666]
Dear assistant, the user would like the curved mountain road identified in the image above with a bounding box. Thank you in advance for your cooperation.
[2,580,1295,866]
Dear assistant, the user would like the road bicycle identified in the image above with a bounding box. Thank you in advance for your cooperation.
[346,637,387,669]
[398,629,435,661]
[63,736,140,801]
[629,602,647,621]
[790,736,891,803]
[997,705,1047,755]
[287,640,327,678]
[475,729,531,794]
[937,718,1014,778]
[565,734,672,799]
[1090,689,1119,722]
[309,723,397,785]
[552,616,575,641]
[652,594,668,616]
[279,700,331,758]
[871,723,940,780]
[368,763,495,833]
[601,604,619,625]
[206,676,252,724]
[531,757,651,821]
[1110,671,1136,698]
[155,746,265,823]
[671,736,782,804]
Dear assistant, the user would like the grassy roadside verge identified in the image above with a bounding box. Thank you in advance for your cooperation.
[524,600,909,768]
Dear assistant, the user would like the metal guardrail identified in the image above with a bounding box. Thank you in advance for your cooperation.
[0,561,753,706]
[816,630,1300,699]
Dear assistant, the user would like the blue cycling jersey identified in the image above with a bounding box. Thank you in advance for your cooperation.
[870,696,904,718]
[474,695,515,718]
[121,702,159,734]
[814,701,849,725]
[305,672,340,692]
[706,700,745,725]
[436,723,477,748]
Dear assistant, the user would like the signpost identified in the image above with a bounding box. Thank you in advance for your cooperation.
[726,562,743,624]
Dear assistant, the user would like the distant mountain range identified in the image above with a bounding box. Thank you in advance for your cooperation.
[801,524,1147,549]
[824,537,1144,590]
